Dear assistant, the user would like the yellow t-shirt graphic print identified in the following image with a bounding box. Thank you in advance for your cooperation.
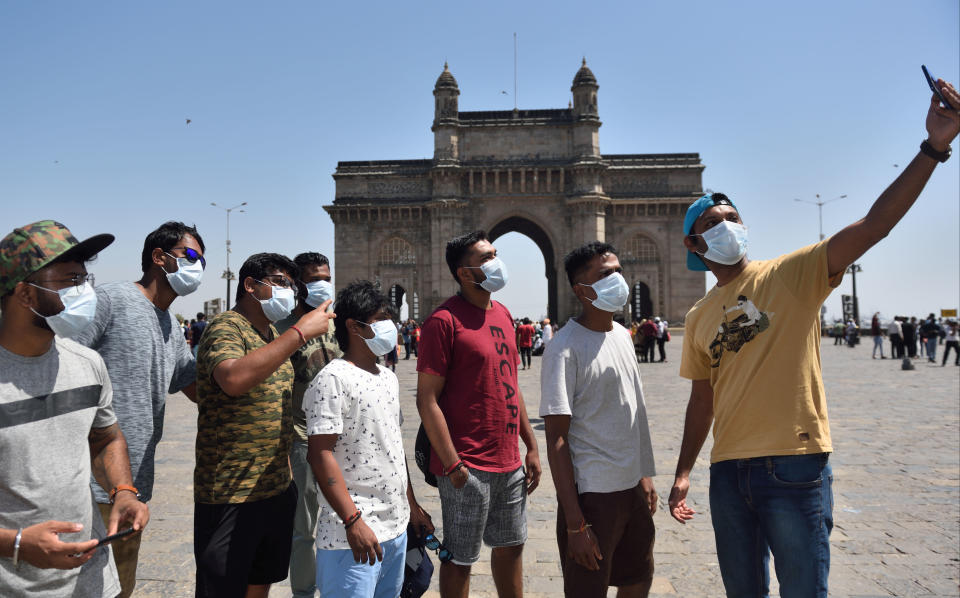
[680,240,843,463]
[708,296,774,368]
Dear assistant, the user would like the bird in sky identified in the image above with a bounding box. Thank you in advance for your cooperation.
[186,118,192,125]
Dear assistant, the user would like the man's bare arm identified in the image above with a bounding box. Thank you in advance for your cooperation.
[415,372,459,471]
[827,83,960,276]
[668,379,714,524]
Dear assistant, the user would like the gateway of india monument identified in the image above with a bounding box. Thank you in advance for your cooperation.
[324,60,706,324]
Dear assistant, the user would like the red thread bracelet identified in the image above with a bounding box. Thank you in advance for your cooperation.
[290,325,307,346]
[443,459,464,476]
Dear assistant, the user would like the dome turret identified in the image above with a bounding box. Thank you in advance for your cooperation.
[434,62,459,91]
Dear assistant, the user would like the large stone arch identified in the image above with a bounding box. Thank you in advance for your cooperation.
[325,62,707,326]
[486,214,560,323]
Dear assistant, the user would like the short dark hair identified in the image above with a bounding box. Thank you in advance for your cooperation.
[445,230,488,284]
[564,241,617,286]
[332,280,396,351]
[236,253,298,300]
[196,312,205,320]
[140,222,205,273]
[293,252,331,301]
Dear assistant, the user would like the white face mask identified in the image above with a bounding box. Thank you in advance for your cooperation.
[163,253,204,296]
[695,221,748,265]
[356,320,398,356]
[256,282,296,322]
[464,257,509,293]
[304,280,334,308]
[579,272,629,312]
[29,282,98,338]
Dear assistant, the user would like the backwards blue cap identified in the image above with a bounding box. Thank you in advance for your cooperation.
[683,193,740,271]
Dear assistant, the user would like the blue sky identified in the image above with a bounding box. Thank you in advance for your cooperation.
[2,1,958,323]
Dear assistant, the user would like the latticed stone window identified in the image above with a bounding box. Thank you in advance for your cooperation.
[621,234,659,264]
[378,237,416,265]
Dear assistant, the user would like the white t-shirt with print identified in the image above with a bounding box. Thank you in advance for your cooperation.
[304,358,409,550]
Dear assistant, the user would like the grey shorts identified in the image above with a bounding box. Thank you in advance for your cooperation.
[437,465,527,565]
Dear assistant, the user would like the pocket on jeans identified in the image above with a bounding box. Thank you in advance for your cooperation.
[769,455,825,488]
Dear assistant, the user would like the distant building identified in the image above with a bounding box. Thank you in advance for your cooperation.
[325,61,705,324]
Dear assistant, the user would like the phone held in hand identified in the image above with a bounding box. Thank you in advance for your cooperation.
[922,65,957,111]
[97,527,136,547]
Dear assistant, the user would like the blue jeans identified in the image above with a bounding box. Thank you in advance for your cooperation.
[925,337,938,361]
[710,453,833,598]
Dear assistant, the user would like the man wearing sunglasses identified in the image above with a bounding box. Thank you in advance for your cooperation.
[75,221,205,598]
[193,252,334,598]
[0,220,149,597]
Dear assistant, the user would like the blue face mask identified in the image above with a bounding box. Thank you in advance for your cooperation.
[29,282,98,338]
[695,221,748,265]
[163,253,204,296]
[304,280,334,308]
[579,272,629,312]
[356,320,398,356]
[464,257,509,293]
[256,281,296,322]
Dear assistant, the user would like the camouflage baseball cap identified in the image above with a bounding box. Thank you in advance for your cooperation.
[0,221,114,296]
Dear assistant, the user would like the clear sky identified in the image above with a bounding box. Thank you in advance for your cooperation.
[2,1,957,324]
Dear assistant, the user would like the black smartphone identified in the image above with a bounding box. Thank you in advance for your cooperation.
[97,527,136,547]
[922,65,956,110]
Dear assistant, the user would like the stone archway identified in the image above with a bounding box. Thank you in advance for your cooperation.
[488,216,558,323]
[324,62,707,325]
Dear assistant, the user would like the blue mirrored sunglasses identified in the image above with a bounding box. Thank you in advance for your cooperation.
[167,246,206,269]
[423,533,453,562]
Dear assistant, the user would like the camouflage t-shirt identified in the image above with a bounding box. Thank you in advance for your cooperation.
[275,315,342,442]
[194,310,294,504]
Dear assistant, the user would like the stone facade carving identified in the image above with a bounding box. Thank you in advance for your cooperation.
[325,61,706,324]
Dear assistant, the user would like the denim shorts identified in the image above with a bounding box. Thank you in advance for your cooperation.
[437,465,527,565]
[710,452,833,598]
[315,531,407,598]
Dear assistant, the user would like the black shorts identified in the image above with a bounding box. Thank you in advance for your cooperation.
[194,482,298,596]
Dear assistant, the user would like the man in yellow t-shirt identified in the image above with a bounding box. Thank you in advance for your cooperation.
[667,77,960,598]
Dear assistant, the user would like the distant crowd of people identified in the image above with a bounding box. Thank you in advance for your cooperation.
[832,312,960,366]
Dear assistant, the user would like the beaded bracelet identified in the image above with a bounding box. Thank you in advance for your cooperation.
[343,510,362,529]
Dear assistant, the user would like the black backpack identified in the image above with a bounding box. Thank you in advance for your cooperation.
[414,424,438,487]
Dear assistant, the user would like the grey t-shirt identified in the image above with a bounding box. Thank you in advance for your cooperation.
[75,281,196,503]
[539,320,656,494]
[0,338,120,597]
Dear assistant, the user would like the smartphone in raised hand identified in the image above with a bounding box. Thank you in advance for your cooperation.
[922,65,957,111]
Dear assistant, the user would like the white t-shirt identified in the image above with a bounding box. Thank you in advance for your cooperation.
[304,359,409,549]
[542,324,553,344]
[539,320,656,493]
[887,320,902,336]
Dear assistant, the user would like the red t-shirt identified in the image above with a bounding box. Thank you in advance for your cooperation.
[517,324,534,348]
[417,295,522,475]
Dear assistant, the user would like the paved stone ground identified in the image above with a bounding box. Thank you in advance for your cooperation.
[135,336,959,597]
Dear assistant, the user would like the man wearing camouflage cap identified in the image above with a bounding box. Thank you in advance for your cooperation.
[0,221,150,597]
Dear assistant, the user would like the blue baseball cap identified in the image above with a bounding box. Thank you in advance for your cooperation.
[683,193,740,271]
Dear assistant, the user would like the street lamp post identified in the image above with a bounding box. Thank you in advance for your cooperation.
[847,263,862,326]
[794,193,847,331]
[211,202,247,307]
[793,193,847,241]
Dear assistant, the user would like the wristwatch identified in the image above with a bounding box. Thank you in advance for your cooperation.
[920,140,951,162]
[109,484,142,504]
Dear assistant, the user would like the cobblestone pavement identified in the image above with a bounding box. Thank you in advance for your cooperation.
[135,336,959,597]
